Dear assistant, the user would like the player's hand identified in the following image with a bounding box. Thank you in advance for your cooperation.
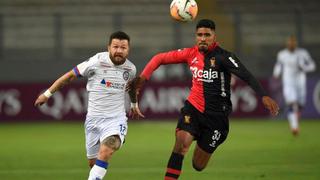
[262,96,279,116]
[34,94,49,107]
[129,104,145,119]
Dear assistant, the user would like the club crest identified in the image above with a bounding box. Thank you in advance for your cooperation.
[184,115,191,124]
[210,57,216,67]
[123,71,129,81]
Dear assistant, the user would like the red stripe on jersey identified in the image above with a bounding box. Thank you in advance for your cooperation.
[187,80,205,113]
[165,177,177,180]
[166,168,181,175]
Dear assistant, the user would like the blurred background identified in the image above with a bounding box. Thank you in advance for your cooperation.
[0,1,320,180]
[0,0,319,121]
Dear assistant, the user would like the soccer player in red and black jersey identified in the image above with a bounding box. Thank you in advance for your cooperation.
[132,19,279,179]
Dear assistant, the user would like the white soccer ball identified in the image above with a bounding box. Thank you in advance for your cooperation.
[170,0,198,22]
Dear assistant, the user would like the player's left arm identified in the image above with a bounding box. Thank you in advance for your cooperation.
[221,54,279,116]
[299,50,316,72]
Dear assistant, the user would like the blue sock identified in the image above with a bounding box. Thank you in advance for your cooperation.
[95,159,108,169]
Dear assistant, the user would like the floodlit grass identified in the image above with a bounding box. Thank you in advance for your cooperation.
[0,119,319,180]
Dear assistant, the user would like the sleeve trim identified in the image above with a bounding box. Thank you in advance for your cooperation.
[73,67,82,77]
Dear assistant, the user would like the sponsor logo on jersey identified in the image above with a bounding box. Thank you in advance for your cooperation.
[191,57,198,65]
[190,66,218,82]
[123,71,129,81]
[100,79,125,90]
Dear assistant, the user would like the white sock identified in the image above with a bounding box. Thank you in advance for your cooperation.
[288,111,298,130]
[88,165,107,180]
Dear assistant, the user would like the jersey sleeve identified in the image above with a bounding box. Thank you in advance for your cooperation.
[273,52,282,78]
[73,54,97,77]
[298,49,316,72]
[221,53,267,96]
[141,48,191,80]
[129,65,137,81]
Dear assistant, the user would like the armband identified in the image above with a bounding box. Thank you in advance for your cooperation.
[130,102,138,108]
[44,89,53,98]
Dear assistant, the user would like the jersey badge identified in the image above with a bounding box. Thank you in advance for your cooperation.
[210,57,216,67]
[184,115,191,124]
[123,71,129,81]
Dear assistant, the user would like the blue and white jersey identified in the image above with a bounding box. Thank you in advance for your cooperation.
[73,52,136,117]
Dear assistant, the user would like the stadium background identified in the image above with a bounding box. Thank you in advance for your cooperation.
[0,0,319,180]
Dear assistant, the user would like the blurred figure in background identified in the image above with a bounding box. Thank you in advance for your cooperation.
[34,31,143,180]
[273,35,316,136]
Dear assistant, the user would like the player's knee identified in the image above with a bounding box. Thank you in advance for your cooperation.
[88,159,95,168]
[192,162,206,171]
[174,142,191,155]
[175,140,192,154]
[102,135,121,151]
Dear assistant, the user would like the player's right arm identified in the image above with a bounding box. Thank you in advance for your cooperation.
[140,48,191,80]
[134,48,191,94]
[273,52,282,79]
[34,70,77,107]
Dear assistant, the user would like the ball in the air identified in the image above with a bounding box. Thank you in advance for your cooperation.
[170,0,198,22]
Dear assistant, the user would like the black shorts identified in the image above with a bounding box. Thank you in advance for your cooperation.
[176,101,230,153]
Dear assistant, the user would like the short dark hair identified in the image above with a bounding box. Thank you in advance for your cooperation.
[108,31,130,45]
[196,19,216,30]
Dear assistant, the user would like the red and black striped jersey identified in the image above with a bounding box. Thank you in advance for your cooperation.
[141,43,267,114]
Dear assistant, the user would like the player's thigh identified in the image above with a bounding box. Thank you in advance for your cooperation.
[98,135,121,160]
[84,116,101,159]
[173,130,194,154]
[194,112,229,167]
[100,116,128,148]
[101,135,121,151]
[297,85,306,106]
[175,102,199,154]
[283,85,298,104]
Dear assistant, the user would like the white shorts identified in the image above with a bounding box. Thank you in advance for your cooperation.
[283,84,306,106]
[84,115,128,159]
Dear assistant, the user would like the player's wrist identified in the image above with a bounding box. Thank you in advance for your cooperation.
[43,89,53,98]
[130,102,138,108]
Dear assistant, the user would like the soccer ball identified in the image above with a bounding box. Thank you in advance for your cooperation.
[170,0,198,22]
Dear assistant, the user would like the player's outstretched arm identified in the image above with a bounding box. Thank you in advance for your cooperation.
[34,70,77,107]
[127,77,145,119]
[262,96,279,116]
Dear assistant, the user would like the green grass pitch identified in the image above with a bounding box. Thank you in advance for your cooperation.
[0,119,320,180]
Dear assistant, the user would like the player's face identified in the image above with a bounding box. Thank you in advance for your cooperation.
[108,39,130,65]
[196,28,216,52]
[286,37,297,52]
